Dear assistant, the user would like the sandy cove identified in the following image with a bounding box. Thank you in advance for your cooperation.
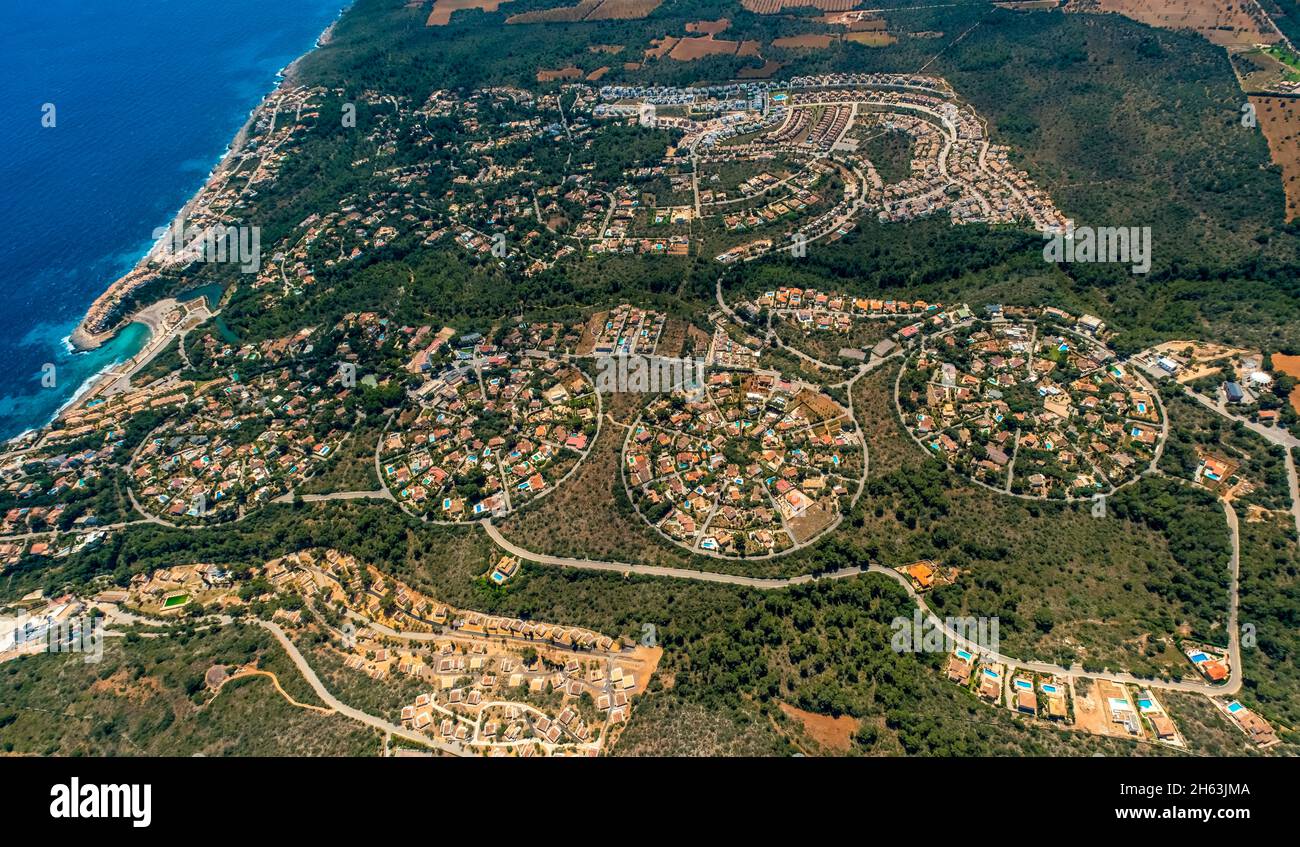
[68,15,336,352]
[60,296,215,423]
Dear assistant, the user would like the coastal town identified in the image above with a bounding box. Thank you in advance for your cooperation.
[5,223,1299,759]
[5,0,1300,771]
[69,71,1069,349]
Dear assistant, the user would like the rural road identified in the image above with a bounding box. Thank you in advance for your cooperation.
[483,520,867,588]
[255,621,464,756]
[482,507,1244,698]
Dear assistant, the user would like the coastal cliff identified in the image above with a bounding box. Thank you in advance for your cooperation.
[67,16,328,352]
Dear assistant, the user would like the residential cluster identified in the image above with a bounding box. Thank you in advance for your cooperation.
[576,304,666,356]
[380,352,596,520]
[130,337,354,522]
[265,549,660,756]
[945,650,1187,748]
[624,370,861,555]
[898,307,1162,499]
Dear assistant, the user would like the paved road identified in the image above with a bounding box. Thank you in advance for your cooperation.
[1184,385,1300,537]
[483,520,867,588]
[255,620,465,756]
[482,506,1244,697]
[1185,386,1300,449]
[1288,449,1300,538]
[270,489,392,504]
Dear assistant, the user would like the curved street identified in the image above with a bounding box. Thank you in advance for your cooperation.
[481,500,1244,698]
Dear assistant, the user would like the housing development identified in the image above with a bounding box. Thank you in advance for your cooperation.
[5,0,1300,794]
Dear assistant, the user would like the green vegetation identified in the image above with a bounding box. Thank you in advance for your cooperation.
[0,625,378,756]
[11,0,1300,757]
[859,128,914,184]
[1237,513,1300,738]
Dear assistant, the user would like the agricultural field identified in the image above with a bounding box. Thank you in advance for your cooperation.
[1075,0,1283,47]
[1250,95,1300,221]
[742,0,857,13]
[507,0,661,24]
[425,0,515,26]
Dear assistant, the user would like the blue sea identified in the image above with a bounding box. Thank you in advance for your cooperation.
[0,0,347,442]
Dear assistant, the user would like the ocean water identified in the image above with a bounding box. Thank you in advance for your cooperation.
[0,0,346,441]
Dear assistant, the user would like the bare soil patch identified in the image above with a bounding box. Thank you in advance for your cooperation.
[537,66,584,82]
[426,0,513,26]
[773,34,837,49]
[645,36,680,59]
[669,36,744,61]
[1080,0,1281,48]
[789,501,837,542]
[686,18,731,36]
[1272,353,1300,411]
[1251,95,1300,222]
[779,702,859,751]
[845,31,897,46]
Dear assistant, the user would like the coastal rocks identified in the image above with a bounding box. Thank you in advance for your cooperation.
[72,268,166,350]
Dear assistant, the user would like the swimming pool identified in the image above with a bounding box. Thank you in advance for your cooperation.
[1041,684,1058,694]
[956,649,972,661]
[1014,679,1032,690]
[1190,652,1208,663]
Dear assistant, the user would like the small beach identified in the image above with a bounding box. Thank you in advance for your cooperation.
[0,0,347,442]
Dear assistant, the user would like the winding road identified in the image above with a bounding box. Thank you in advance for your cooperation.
[255,620,463,756]
[482,513,1242,697]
